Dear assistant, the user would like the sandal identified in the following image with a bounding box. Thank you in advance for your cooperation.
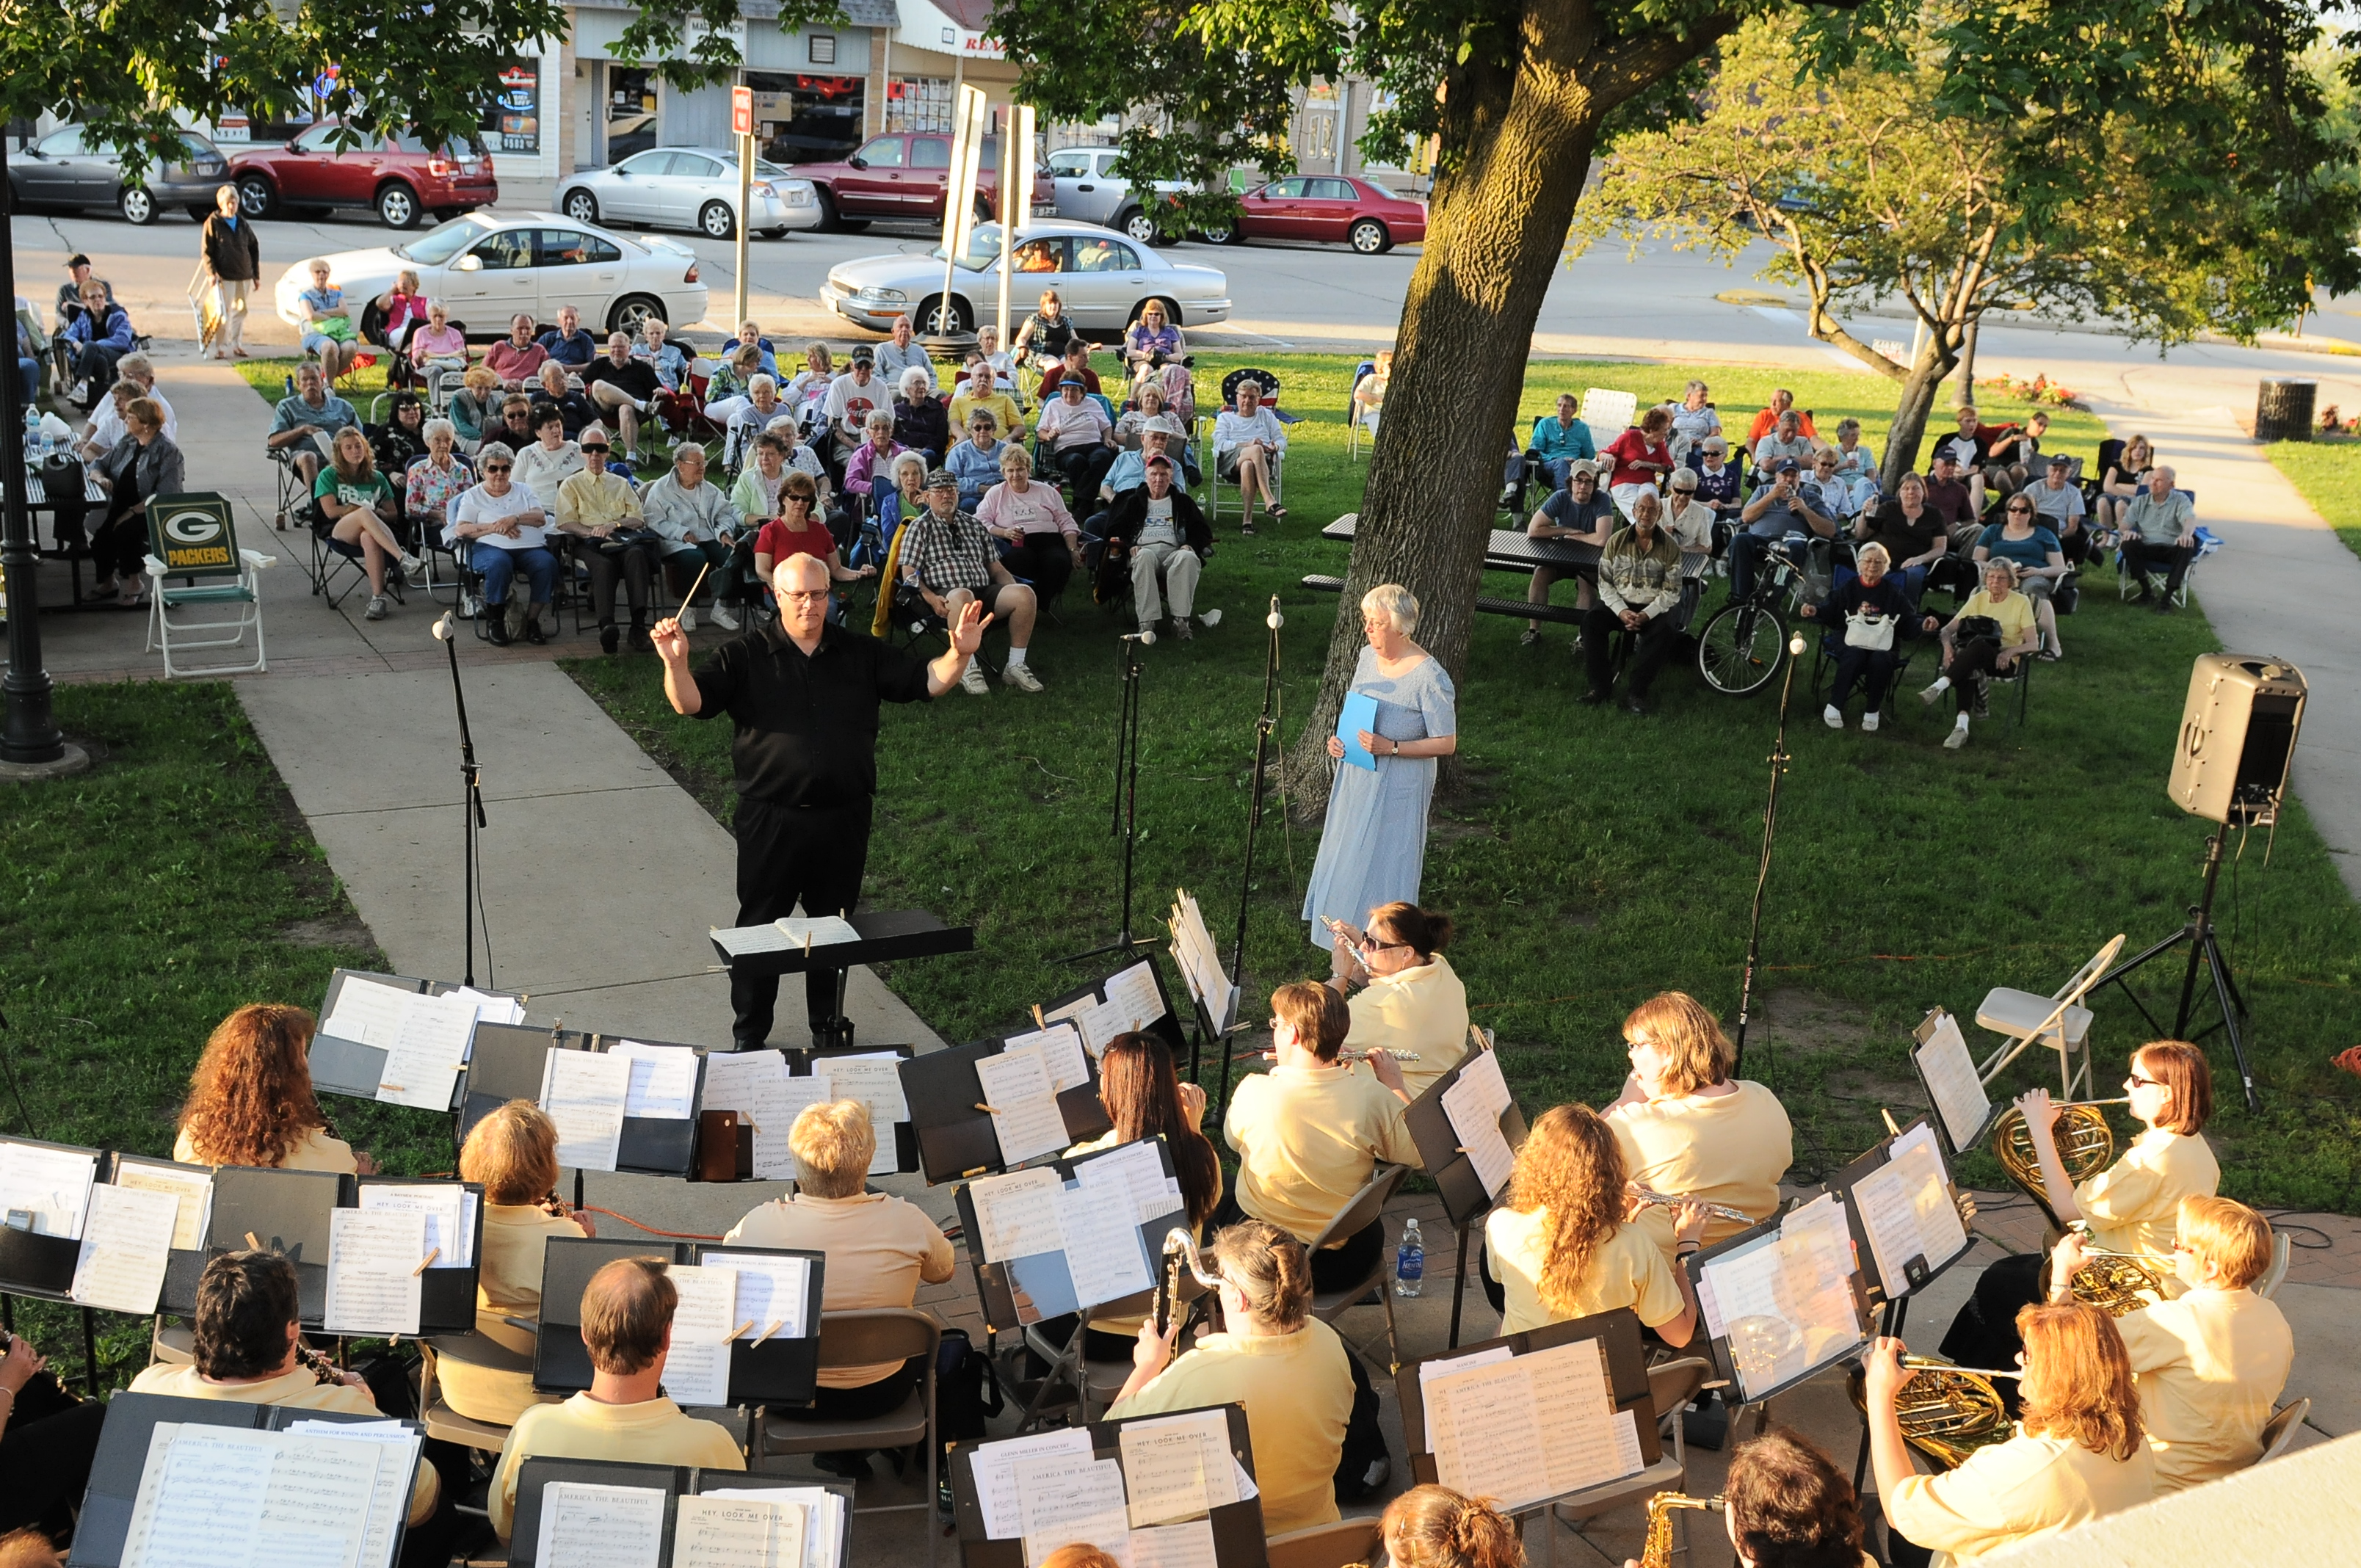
[1266,505,1288,521]
[82,583,120,603]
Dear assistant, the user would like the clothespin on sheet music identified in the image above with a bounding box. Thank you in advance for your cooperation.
[728,1318,755,1342]
[975,1103,1000,1115]
[804,931,813,957]
[1880,1108,1902,1137]
[758,1319,783,1342]
[244,1232,262,1251]
[1031,1005,1047,1031]
[410,1247,440,1277]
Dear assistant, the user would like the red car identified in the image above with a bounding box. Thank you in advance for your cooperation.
[1216,175,1427,254]
[788,130,1053,231]
[229,123,498,229]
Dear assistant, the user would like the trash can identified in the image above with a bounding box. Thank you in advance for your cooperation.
[2255,377,2316,443]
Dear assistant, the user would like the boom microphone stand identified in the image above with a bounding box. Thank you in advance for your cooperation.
[432,612,488,986]
[1731,630,1808,1081]
[1061,630,1156,964]
[1222,596,1286,1108]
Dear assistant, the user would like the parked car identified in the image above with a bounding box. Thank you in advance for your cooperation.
[557,147,822,240]
[272,210,707,339]
[8,125,228,225]
[788,131,1055,232]
[822,219,1230,335]
[1045,145,1193,246]
[1210,175,1427,254]
[231,123,498,228]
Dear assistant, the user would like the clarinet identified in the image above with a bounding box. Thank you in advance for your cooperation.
[297,1341,348,1387]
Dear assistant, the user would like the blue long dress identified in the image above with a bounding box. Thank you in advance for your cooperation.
[1302,647,1458,949]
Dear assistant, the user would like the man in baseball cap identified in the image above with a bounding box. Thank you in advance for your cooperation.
[902,465,1044,692]
[1730,453,1835,603]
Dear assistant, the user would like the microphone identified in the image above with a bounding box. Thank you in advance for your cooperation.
[1788,631,1807,657]
[1121,629,1157,645]
[432,611,457,642]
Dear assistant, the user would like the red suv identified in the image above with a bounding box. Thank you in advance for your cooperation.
[229,123,498,229]
[790,131,1052,231]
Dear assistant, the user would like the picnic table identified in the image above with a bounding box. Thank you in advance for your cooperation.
[8,465,117,612]
[1305,513,1712,627]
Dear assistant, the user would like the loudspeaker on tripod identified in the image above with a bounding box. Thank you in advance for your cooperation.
[2169,655,2304,826]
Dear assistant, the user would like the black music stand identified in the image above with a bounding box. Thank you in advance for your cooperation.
[712,910,975,1049]
[462,1023,708,1188]
[899,1038,1114,1186]
[1909,1007,2001,1158]
[1396,1041,1521,1348]
[307,968,523,1111]
[112,1153,216,1339]
[355,1175,488,1337]
[1034,956,1189,1078]
[509,1459,853,1568]
[178,1165,355,1327]
[532,1235,827,1408]
[1060,631,1156,965]
[0,1134,106,1389]
[782,1042,922,1176]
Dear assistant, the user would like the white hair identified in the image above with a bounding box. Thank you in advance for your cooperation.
[476,440,515,467]
[422,417,457,443]
[865,409,896,434]
[892,451,930,485]
[1360,582,1419,636]
[900,367,931,394]
[750,374,777,396]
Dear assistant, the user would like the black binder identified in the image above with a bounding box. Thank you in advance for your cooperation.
[111,1153,221,1321]
[310,967,521,1109]
[1680,1196,1872,1407]
[710,909,975,978]
[68,1391,425,1567]
[900,1038,1114,1186]
[1824,1117,1975,1307]
[509,1457,855,1568]
[1396,1310,1662,1494]
[355,1175,488,1336]
[1399,1042,1524,1229]
[462,1023,707,1177]
[0,1135,104,1300]
[951,1138,1185,1332]
[1036,956,1190,1065]
[532,1235,827,1407]
[782,1043,921,1176]
[175,1164,355,1325]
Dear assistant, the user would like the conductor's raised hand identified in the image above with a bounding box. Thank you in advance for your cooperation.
[650,617,691,667]
[949,597,994,658]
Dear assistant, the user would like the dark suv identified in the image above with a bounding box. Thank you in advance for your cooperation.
[229,123,498,228]
[788,131,1053,231]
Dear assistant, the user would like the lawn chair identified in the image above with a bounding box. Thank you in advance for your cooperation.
[1209,368,1284,524]
[2117,501,2213,606]
[1972,934,2125,1097]
[142,493,272,677]
[1581,387,1639,452]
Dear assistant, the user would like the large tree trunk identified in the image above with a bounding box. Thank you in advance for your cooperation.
[1284,4,1722,815]
[1879,355,1955,492]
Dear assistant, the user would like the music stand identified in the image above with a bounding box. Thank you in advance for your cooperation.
[899,1038,1114,1186]
[0,1135,105,1390]
[355,1175,488,1337]
[1396,1038,1520,1348]
[1910,1008,2001,1158]
[307,967,523,1111]
[178,1165,356,1326]
[112,1153,216,1334]
[508,1458,857,1568]
[783,1042,921,1177]
[1035,957,1189,1077]
[532,1235,826,1408]
[1680,1193,1871,1414]
[711,910,975,1049]
[463,1023,708,1189]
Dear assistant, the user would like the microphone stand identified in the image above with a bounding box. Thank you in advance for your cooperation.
[438,615,489,986]
[1222,596,1285,1107]
[1731,631,1807,1081]
[1060,631,1155,964]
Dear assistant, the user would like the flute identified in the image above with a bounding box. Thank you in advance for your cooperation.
[1230,1046,1419,1063]
[1628,1185,1755,1224]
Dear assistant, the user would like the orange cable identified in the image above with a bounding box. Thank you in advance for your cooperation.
[579,1205,724,1241]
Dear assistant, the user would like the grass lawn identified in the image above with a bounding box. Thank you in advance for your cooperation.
[2263,434,2361,565]
[562,349,2361,1213]
[2,683,452,1390]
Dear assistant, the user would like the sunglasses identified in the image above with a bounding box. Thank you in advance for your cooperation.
[484,463,512,472]
[2006,504,2033,513]
[2126,1072,2164,1089]
[581,446,609,454]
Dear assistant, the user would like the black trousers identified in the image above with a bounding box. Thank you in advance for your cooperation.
[2122,536,2194,596]
[1829,643,1900,711]
[1000,534,1074,600]
[1947,635,2010,714]
[731,794,873,1047]
[1050,443,1116,504]
[1937,1252,2039,1417]
[1582,603,1680,700]
[0,1372,106,1541]
[90,494,150,582]
[578,534,659,626]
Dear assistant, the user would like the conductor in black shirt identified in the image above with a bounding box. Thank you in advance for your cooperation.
[650,553,987,1047]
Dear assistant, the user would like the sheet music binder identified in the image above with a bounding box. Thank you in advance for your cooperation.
[1910,1006,2001,1155]
[508,1458,855,1568]
[356,1175,488,1336]
[951,1137,1186,1332]
[710,908,975,978]
[1824,1117,1975,1307]
[463,1023,707,1177]
[1039,957,1191,1064]
[0,1133,103,1300]
[1396,1309,1661,1489]
[949,1402,1266,1568]
[782,1042,920,1176]
[167,1164,355,1324]
[1680,1199,1872,1407]
[112,1153,223,1321]
[900,1039,1114,1186]
[532,1235,827,1407]
[67,1391,426,1568]
[1399,1042,1522,1228]
[309,967,522,1110]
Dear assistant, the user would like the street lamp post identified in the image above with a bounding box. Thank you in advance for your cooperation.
[0,130,68,767]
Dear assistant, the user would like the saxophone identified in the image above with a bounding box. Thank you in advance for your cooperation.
[1637,1492,1724,1568]
[1154,1227,1223,1335]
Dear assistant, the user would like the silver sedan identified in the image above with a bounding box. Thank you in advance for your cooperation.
[558,147,822,241]
[822,219,1231,335]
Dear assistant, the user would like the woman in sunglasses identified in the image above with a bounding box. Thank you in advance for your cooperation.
[449,441,557,645]
[1972,493,2071,661]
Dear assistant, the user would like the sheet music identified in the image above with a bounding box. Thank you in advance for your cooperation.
[1525,1337,1634,1497]
[700,1488,844,1568]
[1167,892,1236,1034]
[532,1481,668,1568]
[1422,1354,1551,1511]
[372,988,480,1111]
[1854,1126,1968,1296]
[968,1166,1067,1261]
[1698,1193,1863,1399]
[713,923,801,957]
[320,977,417,1048]
[321,1207,427,1337]
[974,1050,1068,1166]
[1076,1139,1180,1229]
[539,1048,631,1172]
[702,1250,813,1340]
[125,1424,277,1568]
[674,1494,805,1568]
[1117,1409,1238,1527]
[1101,962,1167,1033]
[450,986,526,1027]
[703,1053,802,1180]
[662,1340,733,1408]
[1415,1343,1513,1404]
[358,1183,474,1268]
[777,915,862,947]
[283,1422,418,1568]
[113,1161,214,1252]
[254,1428,382,1568]
[611,1041,702,1120]
[69,1180,179,1313]
[1128,1520,1216,1568]
[1044,995,1129,1059]
[660,1263,740,1407]
[0,1139,98,1238]
[1015,1453,1131,1568]
[1002,1024,1091,1095]
[1057,1179,1154,1308]
[1915,1013,1990,1152]
[968,1426,1094,1539]
[822,1057,909,1175]
[1440,1049,1516,1200]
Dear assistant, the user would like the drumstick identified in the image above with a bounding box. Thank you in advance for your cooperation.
[666,560,714,628]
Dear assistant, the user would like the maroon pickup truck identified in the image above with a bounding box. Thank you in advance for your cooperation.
[791,131,1053,231]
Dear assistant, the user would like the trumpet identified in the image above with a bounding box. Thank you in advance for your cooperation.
[1637,1492,1725,1568]
[1154,1227,1223,1337]
[1628,1185,1755,1225]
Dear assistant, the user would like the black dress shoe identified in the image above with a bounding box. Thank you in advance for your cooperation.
[599,623,620,654]
[486,613,511,646]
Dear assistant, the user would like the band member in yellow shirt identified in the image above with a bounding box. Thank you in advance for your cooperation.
[437,1102,588,1424]
[1323,902,1471,1099]
[173,1003,374,1174]
[1603,991,1792,1262]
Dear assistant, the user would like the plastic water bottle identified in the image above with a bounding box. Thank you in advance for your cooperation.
[23,408,40,463]
[1394,1217,1425,1298]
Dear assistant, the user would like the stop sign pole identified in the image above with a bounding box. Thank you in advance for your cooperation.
[732,84,754,329]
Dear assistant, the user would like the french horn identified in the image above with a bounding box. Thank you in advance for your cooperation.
[1991,1104,2166,1313]
[1637,1492,1725,1568]
[1845,1354,2015,1470]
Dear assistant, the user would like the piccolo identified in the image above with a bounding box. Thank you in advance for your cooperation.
[1901,1354,2023,1380]
[1628,1185,1755,1224]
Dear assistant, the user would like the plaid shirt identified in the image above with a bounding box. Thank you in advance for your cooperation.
[902,505,995,594]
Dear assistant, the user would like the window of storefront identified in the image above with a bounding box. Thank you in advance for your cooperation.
[606,67,659,160]
[744,70,866,161]
[885,76,953,134]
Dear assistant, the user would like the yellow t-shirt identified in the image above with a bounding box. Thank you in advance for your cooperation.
[721,1191,956,1387]
[1223,1064,1418,1246]
[1343,957,1470,1102]
[1107,1318,1354,1536]
[127,1363,438,1525]
[1606,1081,1792,1259]
[490,1392,746,1539]
[2116,1286,2293,1492]
[1885,1426,2155,1561]
[436,1202,586,1425]
[2076,1128,2219,1296]
[1484,1207,1687,1337]
[173,1122,359,1174]
[951,388,1026,440]
[1958,587,2038,650]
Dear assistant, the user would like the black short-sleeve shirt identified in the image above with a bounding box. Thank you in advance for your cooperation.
[690,621,933,807]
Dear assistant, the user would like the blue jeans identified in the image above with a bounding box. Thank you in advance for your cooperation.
[1728,531,1807,603]
[471,542,556,606]
[17,357,39,404]
[1538,454,1582,491]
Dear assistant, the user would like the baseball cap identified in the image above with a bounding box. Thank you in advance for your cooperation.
[2046,454,2070,468]
[1145,415,1185,437]
[926,467,957,488]
[65,253,91,269]
[850,346,875,364]
[1145,454,1175,470]
[1774,458,1801,475]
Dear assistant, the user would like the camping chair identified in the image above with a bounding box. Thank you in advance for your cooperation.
[304,491,405,612]
[142,492,272,678]
[1306,1162,1410,1375]
[1581,387,1639,453]
[1972,933,2125,1097]
[1208,368,1285,526]
[2117,501,2213,606]
[1346,357,1382,460]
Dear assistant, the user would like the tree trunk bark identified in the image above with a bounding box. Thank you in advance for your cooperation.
[1954,320,1980,407]
[1879,349,1958,492]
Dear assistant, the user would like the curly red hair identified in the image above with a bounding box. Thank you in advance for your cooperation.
[176,1004,330,1168]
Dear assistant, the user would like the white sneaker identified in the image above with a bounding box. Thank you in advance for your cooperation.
[1822,704,1843,730]
[1002,661,1045,693]
[960,661,990,695]
[399,553,428,581]
[1862,711,1881,733]
[709,603,741,631]
[678,605,697,631]
[364,595,388,621]
[1944,720,1969,749]
[1920,678,1948,705]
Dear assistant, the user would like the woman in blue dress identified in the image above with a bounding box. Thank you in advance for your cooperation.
[1304,583,1459,951]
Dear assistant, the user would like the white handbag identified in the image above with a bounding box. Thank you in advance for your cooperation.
[1844,609,1896,651]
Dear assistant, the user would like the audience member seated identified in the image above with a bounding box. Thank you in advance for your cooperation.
[174,1004,374,1172]
[536,305,598,373]
[753,472,874,609]
[725,1100,953,1471]
[642,441,745,631]
[1528,392,1597,491]
[946,410,1007,513]
[485,313,549,391]
[1856,472,1948,606]
[441,1101,590,1425]
[1096,454,1209,639]
[728,319,781,380]
[1932,404,2031,515]
[1015,288,1083,369]
[1827,417,1881,514]
[84,396,181,611]
[1730,459,1835,603]
[1918,558,2039,751]
[824,347,893,459]
[1603,405,1676,516]
[2119,465,2197,610]
[487,1257,744,1540]
[1801,540,1912,731]
[1975,494,2070,660]
[266,362,360,488]
[512,404,584,512]
[1604,992,1793,1262]
[402,418,474,554]
[582,330,664,453]
[406,300,469,396]
[1799,446,1858,524]
[900,468,1044,692]
[1097,418,1191,513]
[723,374,791,472]
[490,392,537,457]
[371,270,428,360]
[1522,460,1615,640]
[2025,455,2092,564]
[317,427,424,623]
[971,324,1021,396]
[1106,1219,1356,1536]
[951,351,1026,442]
[1214,379,1287,532]
[1922,450,1979,548]
[1747,388,1818,448]
[556,427,658,653]
[1317,901,1468,1097]
[1666,379,1723,467]
[0,1331,106,1552]
[447,366,502,451]
[703,342,766,429]
[1114,380,1178,449]
[1751,409,1816,474]
[841,410,908,511]
[1123,300,1185,375]
[873,313,936,393]
[532,359,595,438]
[875,451,931,555]
[783,341,837,424]
[451,442,557,645]
[2096,434,2155,535]
[1691,436,1744,524]
[1037,338,1103,404]
[1039,376,1120,504]
[367,390,428,487]
[1349,350,1392,437]
[1484,1103,1705,1340]
[1661,468,1716,551]
[294,261,360,383]
[978,444,1083,603]
[75,352,175,455]
[891,366,950,462]
[1581,491,1686,716]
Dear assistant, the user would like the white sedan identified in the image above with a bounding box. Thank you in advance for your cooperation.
[557,146,822,240]
[272,209,711,340]
[822,220,1231,335]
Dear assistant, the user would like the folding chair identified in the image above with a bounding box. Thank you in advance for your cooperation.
[2255,1398,2310,1465]
[752,1308,939,1568]
[306,498,401,612]
[269,446,308,531]
[2255,1231,2293,1299]
[1972,933,2126,1097]
[1306,1162,1410,1375]
[1267,1518,1382,1568]
[1581,387,1639,453]
[2116,498,2209,606]
[142,492,272,677]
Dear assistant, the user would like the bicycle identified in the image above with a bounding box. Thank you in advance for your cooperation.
[1696,533,1817,697]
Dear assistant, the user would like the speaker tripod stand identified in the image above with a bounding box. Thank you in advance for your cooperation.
[2092,830,2258,1111]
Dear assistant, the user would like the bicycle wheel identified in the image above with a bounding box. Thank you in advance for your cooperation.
[1697,598,1789,696]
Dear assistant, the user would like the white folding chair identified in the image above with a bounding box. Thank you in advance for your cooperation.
[1581,387,1639,454]
[142,493,272,678]
[1974,933,2125,1097]
[2255,1397,2310,1464]
[2255,1230,2293,1299]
